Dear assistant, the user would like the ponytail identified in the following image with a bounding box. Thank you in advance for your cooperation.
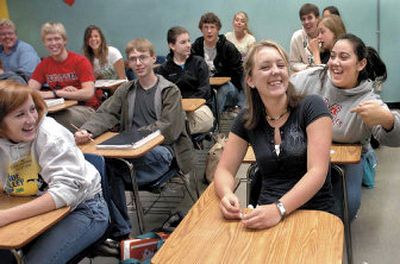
[364,47,387,82]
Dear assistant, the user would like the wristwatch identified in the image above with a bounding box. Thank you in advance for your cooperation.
[274,200,286,220]
[52,89,59,98]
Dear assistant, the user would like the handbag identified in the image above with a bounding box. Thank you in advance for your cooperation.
[205,134,227,183]
[120,232,170,264]
[362,149,377,189]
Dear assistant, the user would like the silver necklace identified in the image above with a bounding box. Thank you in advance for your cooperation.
[266,109,289,121]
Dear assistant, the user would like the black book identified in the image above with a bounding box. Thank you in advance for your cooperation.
[96,130,161,150]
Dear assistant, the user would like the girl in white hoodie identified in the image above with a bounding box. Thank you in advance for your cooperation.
[0,80,109,264]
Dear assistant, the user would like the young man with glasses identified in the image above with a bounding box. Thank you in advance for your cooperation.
[0,19,40,80]
[74,38,193,240]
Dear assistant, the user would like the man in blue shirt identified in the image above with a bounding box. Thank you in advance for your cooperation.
[0,19,40,80]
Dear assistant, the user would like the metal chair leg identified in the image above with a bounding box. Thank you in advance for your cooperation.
[178,171,197,202]
[11,249,23,264]
[191,168,201,198]
[117,158,145,234]
[333,164,353,264]
[212,87,220,133]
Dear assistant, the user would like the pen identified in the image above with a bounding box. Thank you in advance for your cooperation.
[70,123,96,143]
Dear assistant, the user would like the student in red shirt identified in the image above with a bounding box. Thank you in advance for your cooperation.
[29,22,97,132]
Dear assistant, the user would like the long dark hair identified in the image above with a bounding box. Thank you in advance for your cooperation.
[83,25,109,67]
[320,33,387,88]
[243,40,302,129]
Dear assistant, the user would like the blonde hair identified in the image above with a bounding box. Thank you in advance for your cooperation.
[0,19,16,31]
[0,80,46,137]
[319,15,346,42]
[243,40,302,129]
[125,38,155,57]
[40,22,68,41]
[233,11,252,35]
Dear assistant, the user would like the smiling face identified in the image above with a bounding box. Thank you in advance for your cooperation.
[328,39,367,89]
[88,29,102,51]
[43,32,67,59]
[0,24,17,52]
[318,23,335,51]
[301,13,319,38]
[169,32,191,60]
[3,95,38,143]
[201,23,219,46]
[246,46,289,99]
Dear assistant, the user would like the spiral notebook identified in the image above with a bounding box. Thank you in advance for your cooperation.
[96,130,161,150]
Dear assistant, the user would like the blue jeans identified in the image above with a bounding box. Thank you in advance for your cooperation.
[332,158,367,222]
[217,82,240,113]
[21,194,109,264]
[107,146,173,238]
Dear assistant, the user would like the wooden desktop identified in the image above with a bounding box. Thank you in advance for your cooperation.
[152,183,343,264]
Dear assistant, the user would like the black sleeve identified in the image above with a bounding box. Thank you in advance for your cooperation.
[224,42,243,90]
[301,94,332,128]
[230,110,250,142]
[191,57,211,100]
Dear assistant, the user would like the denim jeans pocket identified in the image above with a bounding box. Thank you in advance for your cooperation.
[76,195,109,222]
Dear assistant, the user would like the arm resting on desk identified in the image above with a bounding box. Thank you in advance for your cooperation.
[80,83,126,137]
[214,133,248,220]
[55,81,95,101]
[0,193,56,227]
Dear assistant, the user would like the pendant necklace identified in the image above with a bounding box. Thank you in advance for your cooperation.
[266,109,289,121]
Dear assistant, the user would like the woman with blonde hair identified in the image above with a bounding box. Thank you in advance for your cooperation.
[225,11,256,59]
[214,40,336,229]
[309,14,346,65]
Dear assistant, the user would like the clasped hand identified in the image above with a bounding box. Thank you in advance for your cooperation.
[220,193,282,229]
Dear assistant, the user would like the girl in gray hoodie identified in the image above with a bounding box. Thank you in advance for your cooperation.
[291,33,400,221]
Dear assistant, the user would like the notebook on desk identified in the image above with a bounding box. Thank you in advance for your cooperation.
[45,98,65,107]
[96,130,161,150]
[95,79,127,88]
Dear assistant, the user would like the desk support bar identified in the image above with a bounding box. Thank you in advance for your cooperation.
[117,158,145,234]
[332,164,353,264]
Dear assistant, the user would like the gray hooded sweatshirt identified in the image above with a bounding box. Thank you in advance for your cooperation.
[290,67,400,150]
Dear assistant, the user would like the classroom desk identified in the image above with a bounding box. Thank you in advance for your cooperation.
[152,182,344,264]
[242,144,361,264]
[243,144,362,164]
[47,100,78,113]
[78,131,164,159]
[209,76,231,86]
[181,98,206,112]
[78,131,165,233]
[0,194,70,263]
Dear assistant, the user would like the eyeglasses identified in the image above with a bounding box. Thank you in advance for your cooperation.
[128,55,151,64]
[0,31,16,37]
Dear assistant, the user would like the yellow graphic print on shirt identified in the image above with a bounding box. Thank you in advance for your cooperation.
[5,154,41,196]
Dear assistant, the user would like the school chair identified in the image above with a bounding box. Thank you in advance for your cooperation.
[115,157,198,234]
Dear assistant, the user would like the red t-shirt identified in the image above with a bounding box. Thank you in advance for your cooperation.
[31,51,100,109]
